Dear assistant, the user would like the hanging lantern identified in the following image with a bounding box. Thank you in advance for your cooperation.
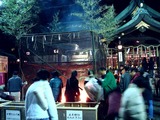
[141,46,143,55]
[50,35,53,45]
[32,36,34,42]
[149,46,151,57]
[43,35,46,41]
[156,47,159,57]
[26,37,29,48]
[137,46,139,54]
[33,39,37,50]
[73,33,76,39]
[133,47,134,56]
[145,46,147,55]
[58,34,61,40]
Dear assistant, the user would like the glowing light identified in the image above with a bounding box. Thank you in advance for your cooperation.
[75,44,79,50]
[17,59,20,62]
[32,36,34,42]
[140,3,143,7]
[79,89,88,102]
[26,52,30,55]
[24,60,27,63]
[118,44,122,50]
[61,87,88,103]
[58,34,61,40]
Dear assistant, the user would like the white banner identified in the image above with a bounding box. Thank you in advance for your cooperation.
[6,110,20,120]
[66,110,82,120]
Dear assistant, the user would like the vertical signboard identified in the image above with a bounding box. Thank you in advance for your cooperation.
[0,56,8,73]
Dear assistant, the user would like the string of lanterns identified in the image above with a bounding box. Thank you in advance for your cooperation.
[23,32,81,50]
[107,44,160,57]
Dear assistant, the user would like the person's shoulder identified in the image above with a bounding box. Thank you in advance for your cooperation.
[123,84,138,96]
[50,78,55,82]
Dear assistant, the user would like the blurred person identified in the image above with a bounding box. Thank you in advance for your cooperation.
[84,70,103,102]
[130,67,140,83]
[106,86,121,120]
[22,79,34,100]
[7,71,23,101]
[50,71,63,102]
[140,67,154,120]
[142,57,148,72]
[97,67,117,120]
[84,70,95,85]
[98,67,117,96]
[119,66,131,93]
[114,69,120,85]
[25,69,58,120]
[118,78,147,120]
[65,70,80,102]
[148,57,154,78]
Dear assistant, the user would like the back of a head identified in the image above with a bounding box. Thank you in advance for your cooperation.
[143,57,146,61]
[130,68,138,73]
[13,71,18,75]
[138,67,145,75]
[37,69,50,80]
[88,70,94,77]
[124,66,130,71]
[99,67,106,71]
[51,71,59,77]
[133,77,148,89]
[71,70,77,78]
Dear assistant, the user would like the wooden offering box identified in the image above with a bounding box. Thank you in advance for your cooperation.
[57,102,99,120]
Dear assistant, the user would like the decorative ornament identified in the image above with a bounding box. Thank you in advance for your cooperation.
[137,46,139,54]
[43,35,46,41]
[50,35,53,45]
[73,33,76,39]
[149,46,151,57]
[58,34,61,40]
[156,47,159,57]
[33,37,37,50]
[141,46,143,55]
[77,32,80,39]
[68,33,71,40]
[32,36,34,42]
[26,37,29,49]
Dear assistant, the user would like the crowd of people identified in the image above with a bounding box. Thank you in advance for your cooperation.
[0,57,156,120]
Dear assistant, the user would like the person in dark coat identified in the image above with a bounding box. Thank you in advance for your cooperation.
[65,70,80,102]
[142,57,148,72]
[7,71,23,101]
[130,67,140,83]
[50,71,63,102]
[148,57,154,78]
[135,67,153,120]
[119,66,131,93]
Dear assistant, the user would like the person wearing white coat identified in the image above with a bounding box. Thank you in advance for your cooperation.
[118,78,147,120]
[25,69,58,120]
